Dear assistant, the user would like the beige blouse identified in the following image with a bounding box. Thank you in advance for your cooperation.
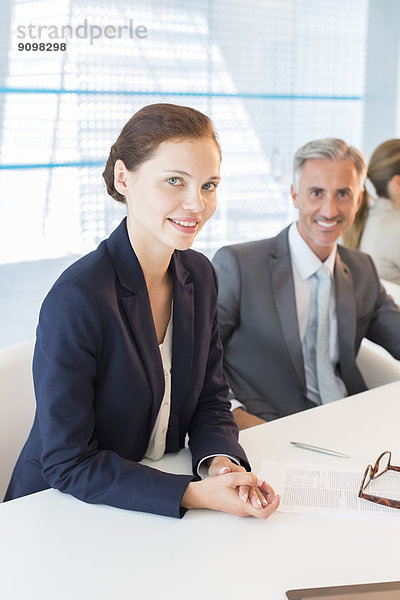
[359,196,400,284]
[144,308,238,473]
[144,313,173,461]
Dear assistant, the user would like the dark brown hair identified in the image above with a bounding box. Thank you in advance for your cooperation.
[342,139,400,248]
[102,103,221,203]
[368,138,400,198]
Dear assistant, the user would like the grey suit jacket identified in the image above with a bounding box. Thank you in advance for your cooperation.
[213,226,400,420]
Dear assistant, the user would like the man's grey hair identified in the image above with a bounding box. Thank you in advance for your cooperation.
[293,138,367,191]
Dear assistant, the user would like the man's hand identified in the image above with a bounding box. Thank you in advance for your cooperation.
[233,407,266,430]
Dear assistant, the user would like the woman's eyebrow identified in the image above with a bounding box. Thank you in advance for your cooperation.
[162,169,192,177]
[162,170,221,182]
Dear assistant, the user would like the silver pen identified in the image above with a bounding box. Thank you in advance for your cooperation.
[290,441,350,458]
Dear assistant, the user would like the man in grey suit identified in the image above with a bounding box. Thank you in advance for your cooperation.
[213,138,400,430]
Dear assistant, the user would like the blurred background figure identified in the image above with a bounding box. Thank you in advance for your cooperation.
[342,139,400,284]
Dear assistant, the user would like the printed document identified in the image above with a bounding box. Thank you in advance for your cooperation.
[259,460,400,523]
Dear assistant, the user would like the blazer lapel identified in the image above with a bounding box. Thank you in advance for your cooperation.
[270,228,306,389]
[121,293,165,427]
[107,219,164,428]
[335,248,364,393]
[169,252,194,411]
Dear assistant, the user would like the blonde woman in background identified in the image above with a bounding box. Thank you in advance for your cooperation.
[342,139,400,284]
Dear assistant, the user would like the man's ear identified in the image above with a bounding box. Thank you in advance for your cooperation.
[291,184,298,208]
[114,159,129,196]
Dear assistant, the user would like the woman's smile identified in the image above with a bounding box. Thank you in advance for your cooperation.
[167,217,201,234]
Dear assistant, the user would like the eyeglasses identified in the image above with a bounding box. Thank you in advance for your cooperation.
[358,451,400,509]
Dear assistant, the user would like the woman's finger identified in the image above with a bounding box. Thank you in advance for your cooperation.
[225,471,263,488]
[258,479,278,502]
[250,494,280,519]
[238,484,250,503]
[207,457,245,477]
[249,485,268,508]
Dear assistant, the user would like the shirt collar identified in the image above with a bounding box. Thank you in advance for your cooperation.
[288,222,336,280]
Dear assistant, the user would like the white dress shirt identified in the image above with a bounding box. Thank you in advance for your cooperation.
[288,223,347,404]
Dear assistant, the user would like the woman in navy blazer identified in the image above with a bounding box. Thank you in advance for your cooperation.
[5,104,279,519]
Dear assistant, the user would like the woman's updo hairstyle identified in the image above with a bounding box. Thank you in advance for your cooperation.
[103,103,221,203]
[342,138,400,249]
[367,139,400,198]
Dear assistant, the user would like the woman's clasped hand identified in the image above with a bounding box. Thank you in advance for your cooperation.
[181,456,280,518]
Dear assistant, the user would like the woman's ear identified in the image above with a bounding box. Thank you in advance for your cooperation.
[114,159,129,197]
[387,174,400,205]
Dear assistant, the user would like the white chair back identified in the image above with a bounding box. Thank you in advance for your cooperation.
[0,341,36,501]
[381,279,400,305]
[357,339,400,390]
[355,280,400,389]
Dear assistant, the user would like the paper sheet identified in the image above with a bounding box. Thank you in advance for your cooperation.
[259,460,400,523]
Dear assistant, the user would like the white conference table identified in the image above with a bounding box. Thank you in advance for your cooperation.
[1,382,400,600]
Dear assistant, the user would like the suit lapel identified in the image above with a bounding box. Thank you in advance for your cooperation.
[335,248,360,391]
[121,293,164,427]
[270,228,306,389]
[107,219,164,428]
[170,252,194,411]
[107,219,195,427]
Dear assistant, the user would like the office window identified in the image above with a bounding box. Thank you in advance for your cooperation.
[0,0,368,345]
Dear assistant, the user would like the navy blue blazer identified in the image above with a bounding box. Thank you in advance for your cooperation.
[5,219,248,517]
